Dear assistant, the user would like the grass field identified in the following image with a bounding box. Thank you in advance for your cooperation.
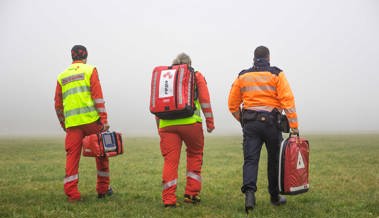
[0,134,378,218]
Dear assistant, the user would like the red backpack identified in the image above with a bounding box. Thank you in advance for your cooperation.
[150,64,196,119]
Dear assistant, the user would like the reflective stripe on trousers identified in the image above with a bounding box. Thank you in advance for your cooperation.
[163,179,178,190]
[64,174,78,184]
[187,171,202,182]
[97,170,109,177]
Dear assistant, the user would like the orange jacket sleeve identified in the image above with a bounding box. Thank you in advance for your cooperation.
[276,72,298,129]
[90,68,108,125]
[54,81,65,129]
[228,78,243,121]
[195,72,214,130]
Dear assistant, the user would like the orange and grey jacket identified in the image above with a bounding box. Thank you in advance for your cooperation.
[228,60,298,128]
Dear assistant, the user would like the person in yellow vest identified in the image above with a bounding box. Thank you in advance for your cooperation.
[54,45,112,202]
[156,53,215,207]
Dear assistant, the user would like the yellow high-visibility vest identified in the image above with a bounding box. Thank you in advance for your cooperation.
[57,63,99,128]
[159,100,203,128]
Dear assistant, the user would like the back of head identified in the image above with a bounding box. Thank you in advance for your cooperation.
[172,53,192,66]
[71,45,88,61]
[254,46,270,61]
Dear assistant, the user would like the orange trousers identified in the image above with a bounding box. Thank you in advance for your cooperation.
[63,121,110,200]
[158,122,204,205]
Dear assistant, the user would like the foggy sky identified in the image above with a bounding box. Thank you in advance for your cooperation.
[0,0,378,136]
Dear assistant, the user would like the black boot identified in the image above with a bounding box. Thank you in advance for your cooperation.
[98,187,113,199]
[245,190,256,213]
[270,195,286,206]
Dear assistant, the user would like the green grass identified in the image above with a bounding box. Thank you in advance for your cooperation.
[0,134,378,218]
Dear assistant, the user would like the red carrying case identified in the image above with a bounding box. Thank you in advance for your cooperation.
[82,131,124,157]
[279,133,310,195]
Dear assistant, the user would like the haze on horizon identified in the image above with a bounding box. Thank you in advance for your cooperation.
[0,0,378,136]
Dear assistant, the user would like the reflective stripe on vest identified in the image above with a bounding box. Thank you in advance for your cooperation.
[240,85,276,93]
[62,86,90,100]
[65,106,97,118]
[285,107,296,114]
[159,100,202,128]
[58,63,99,128]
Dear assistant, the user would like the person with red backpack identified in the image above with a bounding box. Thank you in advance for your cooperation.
[151,53,215,207]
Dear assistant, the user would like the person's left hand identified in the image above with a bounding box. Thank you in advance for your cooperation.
[207,127,215,133]
[102,123,110,132]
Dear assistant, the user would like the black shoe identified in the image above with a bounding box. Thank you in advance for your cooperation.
[164,203,180,208]
[270,195,286,206]
[184,194,201,204]
[98,187,113,199]
[245,191,256,213]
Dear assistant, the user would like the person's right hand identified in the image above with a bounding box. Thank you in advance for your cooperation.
[290,128,299,135]
[207,127,215,133]
[102,123,110,132]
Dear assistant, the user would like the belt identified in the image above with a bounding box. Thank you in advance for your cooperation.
[242,109,280,123]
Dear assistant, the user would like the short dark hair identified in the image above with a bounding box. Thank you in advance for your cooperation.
[254,46,270,61]
[71,45,88,61]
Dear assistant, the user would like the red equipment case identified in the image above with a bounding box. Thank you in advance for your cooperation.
[149,64,196,119]
[279,134,310,195]
[82,131,124,157]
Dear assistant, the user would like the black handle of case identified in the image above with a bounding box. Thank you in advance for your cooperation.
[289,132,300,138]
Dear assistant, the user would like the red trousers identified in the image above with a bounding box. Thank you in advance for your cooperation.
[158,122,204,205]
[63,121,110,200]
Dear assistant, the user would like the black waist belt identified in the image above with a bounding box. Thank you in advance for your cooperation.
[242,109,280,123]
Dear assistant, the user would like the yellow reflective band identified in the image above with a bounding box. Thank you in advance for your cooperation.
[62,86,90,99]
[288,118,298,123]
[65,106,97,118]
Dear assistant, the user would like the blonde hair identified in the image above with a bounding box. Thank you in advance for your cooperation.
[172,53,192,66]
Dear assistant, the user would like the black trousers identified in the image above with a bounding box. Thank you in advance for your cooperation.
[241,119,282,196]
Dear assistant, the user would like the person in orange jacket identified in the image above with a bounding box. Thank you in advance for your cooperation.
[228,46,299,213]
[54,45,112,202]
[156,53,215,207]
